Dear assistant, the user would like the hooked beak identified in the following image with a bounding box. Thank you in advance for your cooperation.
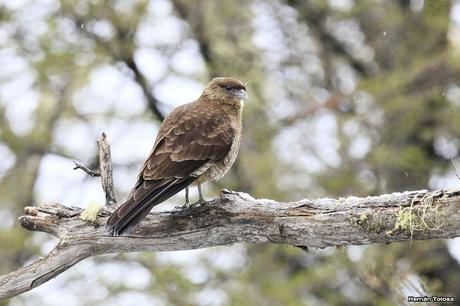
[233,89,248,100]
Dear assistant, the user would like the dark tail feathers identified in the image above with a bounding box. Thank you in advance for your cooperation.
[106,177,196,236]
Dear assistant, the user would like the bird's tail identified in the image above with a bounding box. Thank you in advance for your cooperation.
[106,177,196,236]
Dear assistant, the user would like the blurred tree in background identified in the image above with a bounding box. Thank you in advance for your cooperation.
[0,0,459,305]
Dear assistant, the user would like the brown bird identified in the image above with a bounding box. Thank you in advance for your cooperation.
[106,77,247,236]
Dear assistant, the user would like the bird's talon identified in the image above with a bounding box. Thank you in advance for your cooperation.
[185,199,207,209]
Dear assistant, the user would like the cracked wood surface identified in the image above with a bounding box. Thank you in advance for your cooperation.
[1,188,460,299]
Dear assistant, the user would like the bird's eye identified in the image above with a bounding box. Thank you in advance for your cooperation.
[224,85,232,91]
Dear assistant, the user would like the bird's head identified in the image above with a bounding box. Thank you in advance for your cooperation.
[202,77,248,103]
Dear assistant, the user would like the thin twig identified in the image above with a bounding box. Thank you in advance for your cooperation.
[450,157,460,181]
[73,160,101,177]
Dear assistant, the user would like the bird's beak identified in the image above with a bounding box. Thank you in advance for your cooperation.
[233,89,248,100]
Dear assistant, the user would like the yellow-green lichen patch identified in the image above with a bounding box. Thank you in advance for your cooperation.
[80,202,102,223]
[350,212,387,234]
[387,193,446,238]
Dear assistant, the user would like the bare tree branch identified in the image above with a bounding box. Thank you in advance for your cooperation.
[68,14,166,121]
[97,133,117,208]
[73,133,117,209]
[122,56,165,121]
[0,242,93,300]
[0,186,459,299]
[279,96,339,127]
[286,0,377,77]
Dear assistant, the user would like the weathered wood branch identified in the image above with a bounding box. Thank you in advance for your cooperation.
[96,133,117,208]
[1,188,460,299]
[0,132,120,300]
[73,133,117,212]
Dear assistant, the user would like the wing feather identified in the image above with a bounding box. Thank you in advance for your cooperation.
[141,101,235,180]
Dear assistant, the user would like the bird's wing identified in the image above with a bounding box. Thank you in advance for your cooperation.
[140,102,235,180]
[106,102,235,235]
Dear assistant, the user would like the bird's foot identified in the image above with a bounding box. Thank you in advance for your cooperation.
[174,201,190,210]
[184,199,208,209]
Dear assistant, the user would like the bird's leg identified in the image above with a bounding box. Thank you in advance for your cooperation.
[185,186,190,205]
[197,184,206,203]
[184,184,208,209]
[186,184,207,208]
[175,187,191,210]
